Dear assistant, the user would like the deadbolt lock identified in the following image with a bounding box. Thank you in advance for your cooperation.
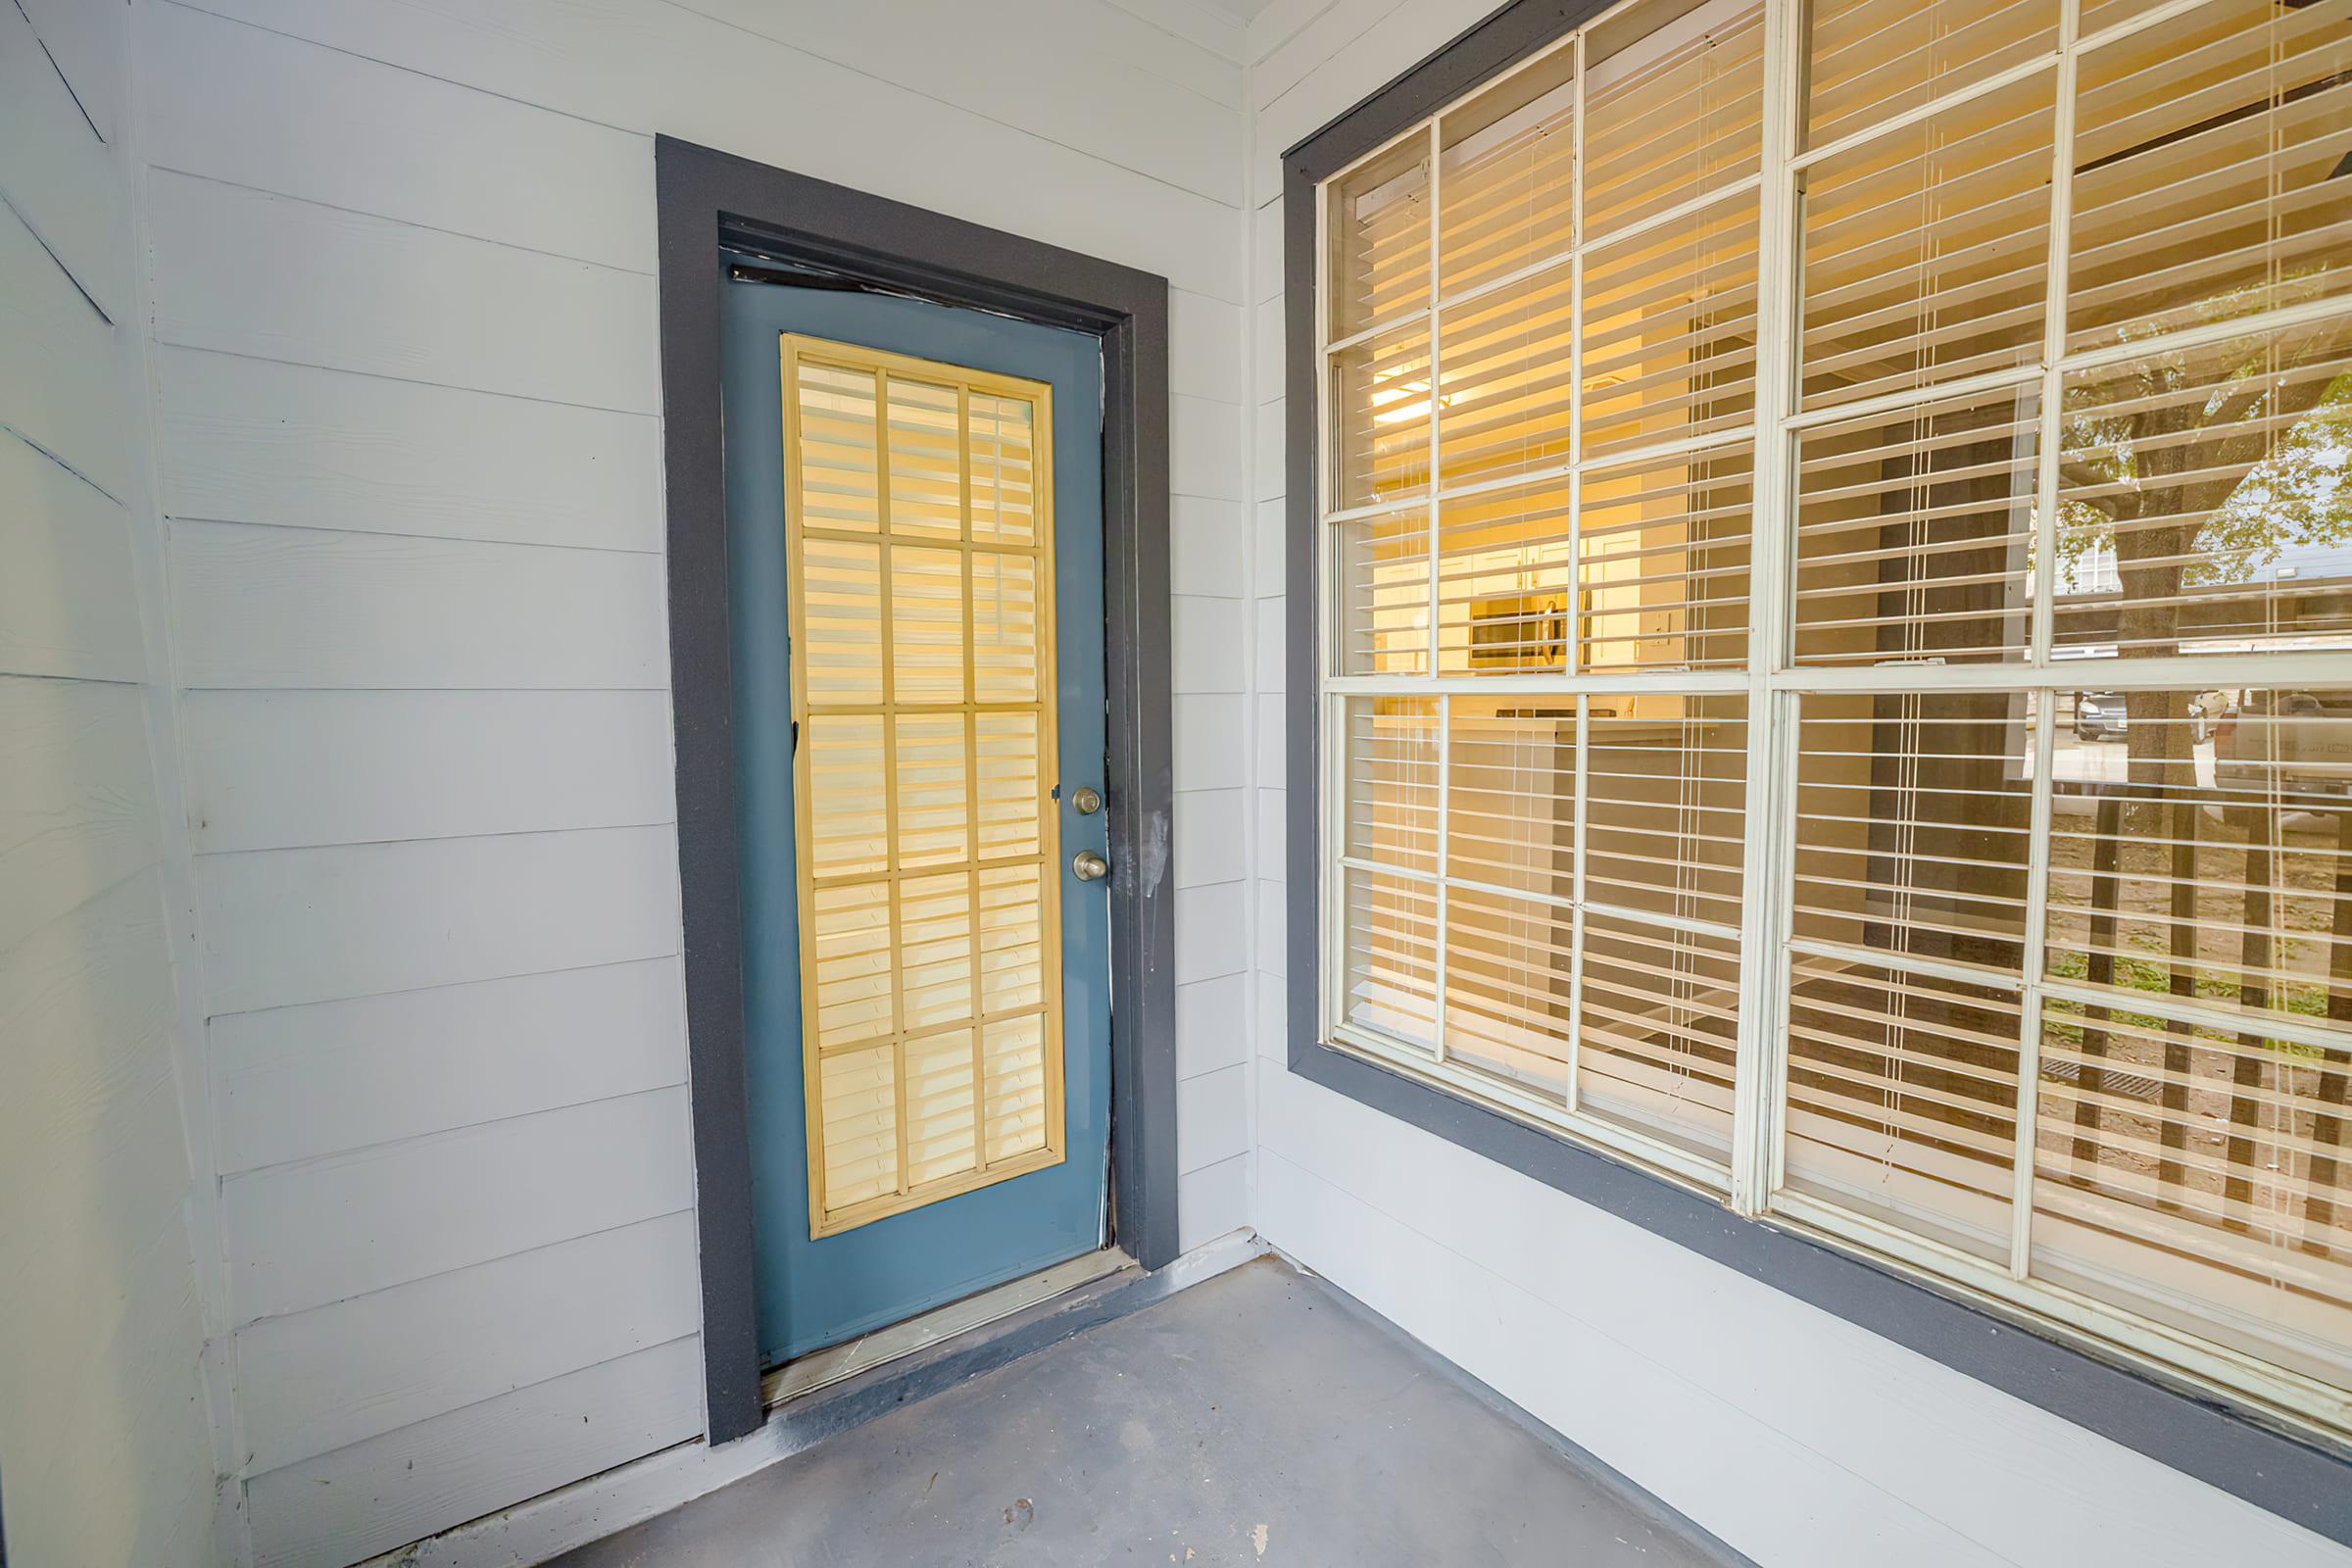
[1071,850,1109,882]
[1070,785,1102,815]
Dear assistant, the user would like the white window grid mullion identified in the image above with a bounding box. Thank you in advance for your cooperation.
[1566,691,1591,1111]
[1789,49,2061,175]
[1316,176,1345,1052]
[1732,0,1804,1216]
[2008,0,2081,1280]
[1566,28,1586,681]
[1424,117,1444,683]
[1327,421,1760,526]
[2011,685,2061,1279]
[1425,120,1447,1062]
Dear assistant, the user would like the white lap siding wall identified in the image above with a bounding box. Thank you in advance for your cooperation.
[1,1,220,1563]
[128,0,1257,1562]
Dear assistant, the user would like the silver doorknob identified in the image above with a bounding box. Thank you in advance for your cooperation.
[1071,850,1108,882]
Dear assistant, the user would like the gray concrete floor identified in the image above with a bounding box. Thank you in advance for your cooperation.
[552,1257,1735,1568]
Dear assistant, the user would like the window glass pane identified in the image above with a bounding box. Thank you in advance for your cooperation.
[1446,699,1577,893]
[1584,692,1747,927]
[1584,0,1765,239]
[2069,0,2352,354]
[2033,1002,2352,1392]
[1444,886,1576,1102]
[1436,261,1575,489]
[1801,74,2055,409]
[1805,0,2059,149]
[1792,381,2039,666]
[1343,866,1441,1050]
[1784,953,2024,1261]
[2052,318,2352,662]
[1337,507,1433,676]
[1579,912,1741,1161]
[1792,691,2038,972]
[1580,189,1759,455]
[1579,445,1753,671]
[1331,323,1434,510]
[1343,697,1440,874]
[1438,43,1577,298]
[1330,134,1431,338]
[2045,687,2352,1026]
[1436,479,1573,676]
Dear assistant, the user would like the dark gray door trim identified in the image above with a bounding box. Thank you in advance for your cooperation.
[656,135,1179,1444]
[1278,0,2352,1545]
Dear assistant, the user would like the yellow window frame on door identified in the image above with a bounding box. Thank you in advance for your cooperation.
[779,334,1067,1239]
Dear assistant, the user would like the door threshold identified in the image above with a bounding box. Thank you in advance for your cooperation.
[760,1246,1134,1409]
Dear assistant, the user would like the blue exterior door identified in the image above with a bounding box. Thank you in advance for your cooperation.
[720,265,1113,1367]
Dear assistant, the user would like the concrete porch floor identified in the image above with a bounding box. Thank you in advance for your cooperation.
[550,1256,1740,1567]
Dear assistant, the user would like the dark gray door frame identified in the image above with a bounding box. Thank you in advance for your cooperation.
[655,135,1179,1444]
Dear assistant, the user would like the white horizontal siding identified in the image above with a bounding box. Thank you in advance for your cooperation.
[234,1211,702,1473]
[0,675,162,953]
[169,520,667,691]
[156,349,662,552]
[147,171,659,413]
[183,689,674,854]
[212,956,687,1174]
[19,0,118,139]
[243,1335,705,1568]
[0,431,145,682]
[1261,1069,2352,1567]
[0,195,128,497]
[160,0,1246,302]
[0,873,186,1390]
[0,0,130,318]
[140,0,656,272]
[196,825,681,1015]
[220,1084,695,1325]
[132,0,1259,1557]
[1178,1152,1250,1250]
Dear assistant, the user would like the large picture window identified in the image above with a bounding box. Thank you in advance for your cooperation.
[1314,0,2352,1441]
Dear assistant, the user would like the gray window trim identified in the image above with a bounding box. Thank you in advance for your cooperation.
[1277,2,2352,1544]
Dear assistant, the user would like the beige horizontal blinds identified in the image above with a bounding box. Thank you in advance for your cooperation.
[1331,323,1434,511]
[1321,0,2352,1437]
[1583,0,1764,239]
[1578,911,1741,1160]
[1803,0,2058,148]
[1343,866,1441,1049]
[1579,190,1760,456]
[1435,478,1574,676]
[1579,446,1753,671]
[2069,0,2352,352]
[1330,134,1430,338]
[1792,691,2038,972]
[1338,508,1434,676]
[1799,72,2055,410]
[2043,688,2352,1024]
[1783,952,2024,1261]
[784,337,1063,1238]
[1437,263,1576,489]
[1583,693,1748,929]
[2034,1002,2352,1389]
[1791,381,2040,665]
[2052,317,2352,663]
[1444,884,1578,1101]
[1438,44,1577,299]
[1344,697,1441,874]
